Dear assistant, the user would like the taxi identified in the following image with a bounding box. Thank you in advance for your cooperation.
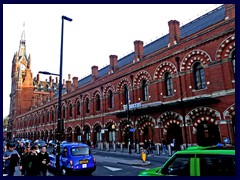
[138,145,235,176]
[49,142,96,175]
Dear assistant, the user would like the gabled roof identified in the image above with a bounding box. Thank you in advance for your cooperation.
[77,5,225,88]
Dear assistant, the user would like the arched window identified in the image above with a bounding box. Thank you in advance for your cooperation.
[108,90,114,109]
[142,79,149,101]
[165,72,173,96]
[86,98,90,113]
[231,50,235,78]
[96,94,101,111]
[77,101,81,115]
[123,85,129,105]
[51,109,54,122]
[69,103,73,117]
[193,62,206,90]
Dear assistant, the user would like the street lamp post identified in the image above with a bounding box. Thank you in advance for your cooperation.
[175,57,188,148]
[38,15,72,176]
[126,88,131,154]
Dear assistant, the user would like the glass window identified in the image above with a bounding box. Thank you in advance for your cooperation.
[194,63,206,90]
[77,101,80,115]
[165,72,173,96]
[71,147,90,156]
[86,98,90,113]
[162,155,191,176]
[109,90,114,109]
[142,79,149,101]
[123,85,129,105]
[63,106,66,118]
[199,155,235,176]
[69,103,72,117]
[96,94,101,111]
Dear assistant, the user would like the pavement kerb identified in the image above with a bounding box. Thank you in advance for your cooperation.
[117,160,151,166]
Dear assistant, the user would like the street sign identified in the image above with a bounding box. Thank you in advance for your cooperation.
[129,128,135,132]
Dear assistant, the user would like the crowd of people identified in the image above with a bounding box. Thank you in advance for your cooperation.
[3,141,50,176]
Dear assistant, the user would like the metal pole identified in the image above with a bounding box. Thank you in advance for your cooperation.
[56,15,72,176]
[175,57,188,149]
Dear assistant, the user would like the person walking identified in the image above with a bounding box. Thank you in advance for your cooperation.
[143,139,149,155]
[38,146,50,176]
[19,145,31,176]
[3,144,20,176]
[28,145,40,176]
[148,139,155,156]
[161,138,168,154]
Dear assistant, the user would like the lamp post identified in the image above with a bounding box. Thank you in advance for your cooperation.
[38,15,72,176]
[175,57,188,148]
[126,87,131,154]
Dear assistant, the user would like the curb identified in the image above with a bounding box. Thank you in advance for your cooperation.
[117,160,151,166]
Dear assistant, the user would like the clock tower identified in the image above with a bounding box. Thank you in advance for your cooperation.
[8,24,34,139]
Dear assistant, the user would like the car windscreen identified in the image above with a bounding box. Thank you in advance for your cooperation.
[71,147,90,156]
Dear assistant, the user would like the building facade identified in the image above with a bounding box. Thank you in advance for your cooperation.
[9,4,235,148]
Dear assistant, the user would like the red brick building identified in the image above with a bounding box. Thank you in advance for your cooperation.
[9,4,235,148]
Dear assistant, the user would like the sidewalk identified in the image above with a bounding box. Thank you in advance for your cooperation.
[91,146,170,166]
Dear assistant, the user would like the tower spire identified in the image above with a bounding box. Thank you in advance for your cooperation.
[19,22,27,57]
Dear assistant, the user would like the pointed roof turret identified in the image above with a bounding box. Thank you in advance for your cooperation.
[19,22,27,59]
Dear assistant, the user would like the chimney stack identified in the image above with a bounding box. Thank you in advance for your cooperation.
[109,55,118,73]
[225,4,235,20]
[91,66,98,81]
[73,77,78,88]
[168,20,180,47]
[134,40,144,62]
[66,80,71,93]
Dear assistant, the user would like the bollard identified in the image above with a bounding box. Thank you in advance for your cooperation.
[101,142,104,150]
[136,143,140,154]
[98,142,101,150]
[180,144,184,150]
[156,145,160,156]
[106,143,110,151]
[141,149,147,162]
[167,144,172,156]
[113,142,116,152]
[120,143,123,152]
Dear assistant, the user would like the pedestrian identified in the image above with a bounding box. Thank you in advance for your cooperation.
[38,146,50,176]
[3,143,20,176]
[143,139,149,155]
[148,139,155,156]
[16,142,25,160]
[161,138,168,154]
[19,145,31,176]
[28,145,40,176]
[171,139,176,153]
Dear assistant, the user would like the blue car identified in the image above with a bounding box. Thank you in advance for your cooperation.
[48,142,96,175]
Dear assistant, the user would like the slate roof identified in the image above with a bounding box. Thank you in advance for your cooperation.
[78,5,225,88]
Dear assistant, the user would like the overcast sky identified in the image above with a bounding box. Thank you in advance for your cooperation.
[3,4,222,118]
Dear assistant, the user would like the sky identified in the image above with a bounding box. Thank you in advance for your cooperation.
[3,4,223,118]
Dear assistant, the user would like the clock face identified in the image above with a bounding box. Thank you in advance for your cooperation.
[20,63,26,70]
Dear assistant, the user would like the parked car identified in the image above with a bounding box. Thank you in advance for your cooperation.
[48,140,56,147]
[138,145,235,176]
[48,142,96,175]
[34,140,47,147]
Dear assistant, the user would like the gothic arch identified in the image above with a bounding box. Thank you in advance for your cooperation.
[186,106,221,127]
[92,89,102,98]
[103,83,115,96]
[153,61,177,80]
[105,119,116,128]
[135,115,156,130]
[133,70,152,87]
[157,111,182,126]
[223,103,235,119]
[216,34,235,61]
[181,50,212,72]
[116,78,132,92]
[83,122,92,129]
[82,93,91,101]
[93,121,103,129]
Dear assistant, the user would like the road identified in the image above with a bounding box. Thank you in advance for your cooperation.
[12,147,170,176]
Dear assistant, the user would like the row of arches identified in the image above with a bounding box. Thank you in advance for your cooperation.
[16,104,235,147]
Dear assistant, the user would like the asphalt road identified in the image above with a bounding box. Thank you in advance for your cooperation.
[11,146,170,176]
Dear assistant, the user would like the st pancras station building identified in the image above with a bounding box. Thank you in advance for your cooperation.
[7,4,235,149]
